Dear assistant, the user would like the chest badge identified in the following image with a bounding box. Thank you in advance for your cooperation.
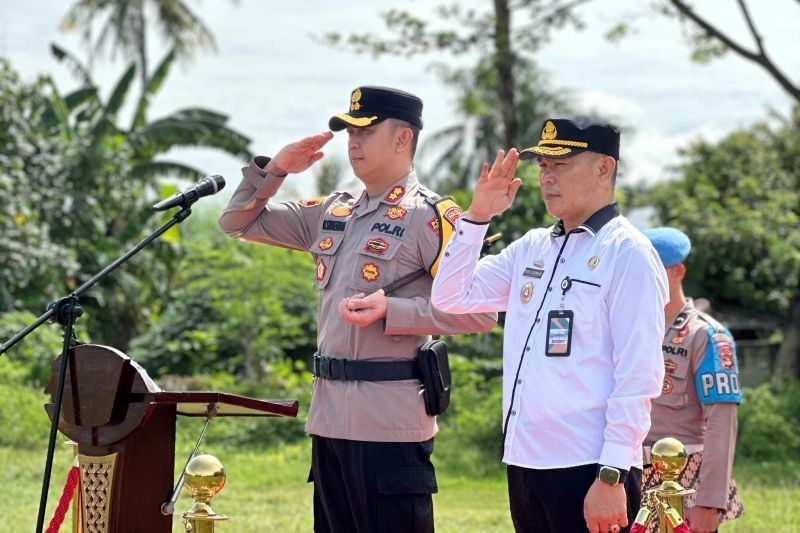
[427,217,440,233]
[384,206,407,220]
[662,377,673,394]
[520,282,533,304]
[330,205,352,217]
[587,256,600,270]
[364,238,389,255]
[361,262,380,282]
[664,360,678,374]
[318,237,333,251]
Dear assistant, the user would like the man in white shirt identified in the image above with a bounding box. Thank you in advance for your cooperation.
[431,118,668,533]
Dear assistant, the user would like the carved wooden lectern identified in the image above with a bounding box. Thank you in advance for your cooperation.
[44,344,298,532]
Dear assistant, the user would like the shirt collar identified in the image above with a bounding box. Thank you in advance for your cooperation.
[353,171,419,217]
[550,202,620,238]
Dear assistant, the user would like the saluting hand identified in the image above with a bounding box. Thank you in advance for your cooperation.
[463,148,521,223]
[266,131,334,176]
[339,290,388,327]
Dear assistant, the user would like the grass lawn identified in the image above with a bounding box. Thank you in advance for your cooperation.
[2,443,798,532]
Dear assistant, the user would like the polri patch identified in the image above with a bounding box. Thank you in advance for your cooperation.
[444,205,462,225]
[370,222,405,238]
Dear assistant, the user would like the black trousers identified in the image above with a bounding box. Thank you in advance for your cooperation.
[507,463,643,533]
[310,435,438,533]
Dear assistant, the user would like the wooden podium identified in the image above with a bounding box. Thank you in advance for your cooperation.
[44,344,298,532]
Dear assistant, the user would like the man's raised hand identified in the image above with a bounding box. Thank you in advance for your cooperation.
[267,131,334,176]
[464,149,521,223]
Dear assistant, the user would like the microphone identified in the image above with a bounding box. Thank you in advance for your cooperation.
[152,175,226,211]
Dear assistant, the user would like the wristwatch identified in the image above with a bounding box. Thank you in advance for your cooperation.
[597,465,628,486]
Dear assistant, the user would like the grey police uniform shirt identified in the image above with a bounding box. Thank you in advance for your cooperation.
[219,161,496,442]
[645,298,740,510]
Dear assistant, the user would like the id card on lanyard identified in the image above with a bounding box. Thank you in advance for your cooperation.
[546,276,576,357]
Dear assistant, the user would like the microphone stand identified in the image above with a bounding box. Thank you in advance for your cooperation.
[1,205,194,533]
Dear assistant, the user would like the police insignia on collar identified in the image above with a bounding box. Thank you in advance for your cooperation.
[664,360,678,374]
[384,185,405,203]
[361,262,380,282]
[318,237,333,250]
[662,377,673,394]
[520,282,533,304]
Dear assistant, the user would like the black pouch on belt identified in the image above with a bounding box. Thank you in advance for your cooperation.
[417,339,451,416]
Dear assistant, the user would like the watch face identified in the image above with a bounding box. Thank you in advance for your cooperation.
[599,466,620,485]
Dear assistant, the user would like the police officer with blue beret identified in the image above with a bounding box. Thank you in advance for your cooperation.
[642,227,744,533]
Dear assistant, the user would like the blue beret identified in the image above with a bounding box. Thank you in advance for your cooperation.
[644,227,691,267]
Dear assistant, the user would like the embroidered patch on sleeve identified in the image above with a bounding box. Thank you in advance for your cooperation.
[427,217,440,233]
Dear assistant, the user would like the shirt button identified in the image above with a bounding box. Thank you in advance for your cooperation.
[445,252,450,257]
[458,230,463,235]
[559,258,566,264]
[511,410,517,416]
[517,379,522,384]
[535,318,541,323]
[547,287,552,292]
[525,346,531,351]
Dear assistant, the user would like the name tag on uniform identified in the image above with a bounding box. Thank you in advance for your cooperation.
[545,310,574,357]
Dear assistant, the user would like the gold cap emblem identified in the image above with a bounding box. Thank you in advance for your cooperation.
[350,88,362,111]
[542,120,557,140]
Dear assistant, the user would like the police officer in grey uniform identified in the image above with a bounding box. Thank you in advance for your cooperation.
[642,227,743,533]
[219,86,496,532]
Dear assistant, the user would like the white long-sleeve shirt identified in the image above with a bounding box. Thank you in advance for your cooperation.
[432,203,668,471]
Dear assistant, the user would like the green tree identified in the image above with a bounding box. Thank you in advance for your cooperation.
[129,211,319,380]
[323,0,588,150]
[1,51,251,351]
[60,0,218,88]
[646,111,800,379]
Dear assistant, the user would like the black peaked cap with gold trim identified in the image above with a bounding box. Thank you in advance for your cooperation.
[329,86,423,131]
[519,118,620,160]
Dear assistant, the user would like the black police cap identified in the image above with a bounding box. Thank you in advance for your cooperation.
[520,118,620,160]
[329,86,423,131]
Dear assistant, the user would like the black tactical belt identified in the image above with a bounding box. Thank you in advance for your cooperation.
[313,354,421,381]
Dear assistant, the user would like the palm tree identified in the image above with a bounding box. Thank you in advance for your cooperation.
[60,0,218,88]
[36,45,252,349]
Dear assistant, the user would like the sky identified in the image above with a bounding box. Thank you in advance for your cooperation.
[1,0,798,207]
